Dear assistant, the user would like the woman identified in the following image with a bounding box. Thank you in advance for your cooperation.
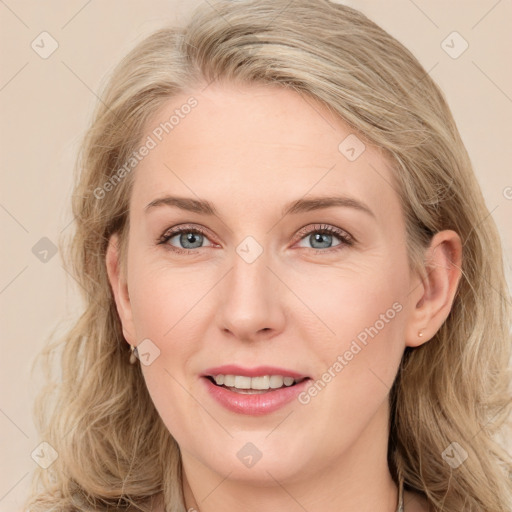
[25,1,512,511]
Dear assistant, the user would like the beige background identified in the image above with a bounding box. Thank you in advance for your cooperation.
[1,1,511,510]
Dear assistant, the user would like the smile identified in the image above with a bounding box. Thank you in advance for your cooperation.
[207,374,308,393]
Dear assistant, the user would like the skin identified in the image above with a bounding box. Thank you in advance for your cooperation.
[106,82,461,512]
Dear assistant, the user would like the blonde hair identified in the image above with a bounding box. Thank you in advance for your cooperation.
[25,1,512,511]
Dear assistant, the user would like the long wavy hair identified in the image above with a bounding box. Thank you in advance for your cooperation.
[24,1,512,511]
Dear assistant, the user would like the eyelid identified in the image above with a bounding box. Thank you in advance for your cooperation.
[294,223,355,245]
[157,222,355,254]
[157,223,213,245]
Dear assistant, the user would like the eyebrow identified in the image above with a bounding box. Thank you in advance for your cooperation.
[144,194,375,219]
[145,195,217,215]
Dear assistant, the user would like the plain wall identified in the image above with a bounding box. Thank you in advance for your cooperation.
[1,1,511,510]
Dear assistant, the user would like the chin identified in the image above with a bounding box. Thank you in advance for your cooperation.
[208,457,308,486]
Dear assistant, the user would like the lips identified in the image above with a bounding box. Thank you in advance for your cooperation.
[200,364,312,415]
[201,364,309,380]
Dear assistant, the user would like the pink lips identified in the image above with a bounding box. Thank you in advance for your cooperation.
[201,364,308,380]
[201,364,311,416]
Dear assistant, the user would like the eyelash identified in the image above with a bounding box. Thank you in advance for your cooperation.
[156,223,355,256]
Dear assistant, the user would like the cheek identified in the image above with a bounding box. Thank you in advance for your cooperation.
[298,254,407,344]
[299,256,407,401]
[126,260,210,445]
[127,253,209,340]
[294,288,405,451]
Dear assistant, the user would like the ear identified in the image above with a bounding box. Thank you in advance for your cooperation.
[405,230,462,347]
[105,233,136,346]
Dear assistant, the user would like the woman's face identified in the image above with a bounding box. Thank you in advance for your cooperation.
[108,82,428,486]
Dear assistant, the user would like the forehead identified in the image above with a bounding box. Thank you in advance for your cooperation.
[130,82,400,222]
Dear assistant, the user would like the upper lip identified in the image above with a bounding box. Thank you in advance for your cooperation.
[201,364,310,380]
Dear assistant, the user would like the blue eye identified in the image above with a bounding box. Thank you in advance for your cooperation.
[295,224,354,251]
[157,223,354,256]
[157,225,213,254]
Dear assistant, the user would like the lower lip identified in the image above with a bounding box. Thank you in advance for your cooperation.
[202,377,311,416]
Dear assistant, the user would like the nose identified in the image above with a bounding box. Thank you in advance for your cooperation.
[216,249,286,342]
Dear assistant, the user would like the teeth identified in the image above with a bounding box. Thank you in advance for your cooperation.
[250,375,269,389]
[234,375,251,389]
[223,375,235,387]
[283,376,295,386]
[269,375,284,388]
[212,374,300,390]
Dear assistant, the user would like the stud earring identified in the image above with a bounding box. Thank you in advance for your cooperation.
[129,345,138,364]
[418,330,424,338]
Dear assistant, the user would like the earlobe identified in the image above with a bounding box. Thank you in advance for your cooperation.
[105,233,136,345]
[405,230,463,348]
